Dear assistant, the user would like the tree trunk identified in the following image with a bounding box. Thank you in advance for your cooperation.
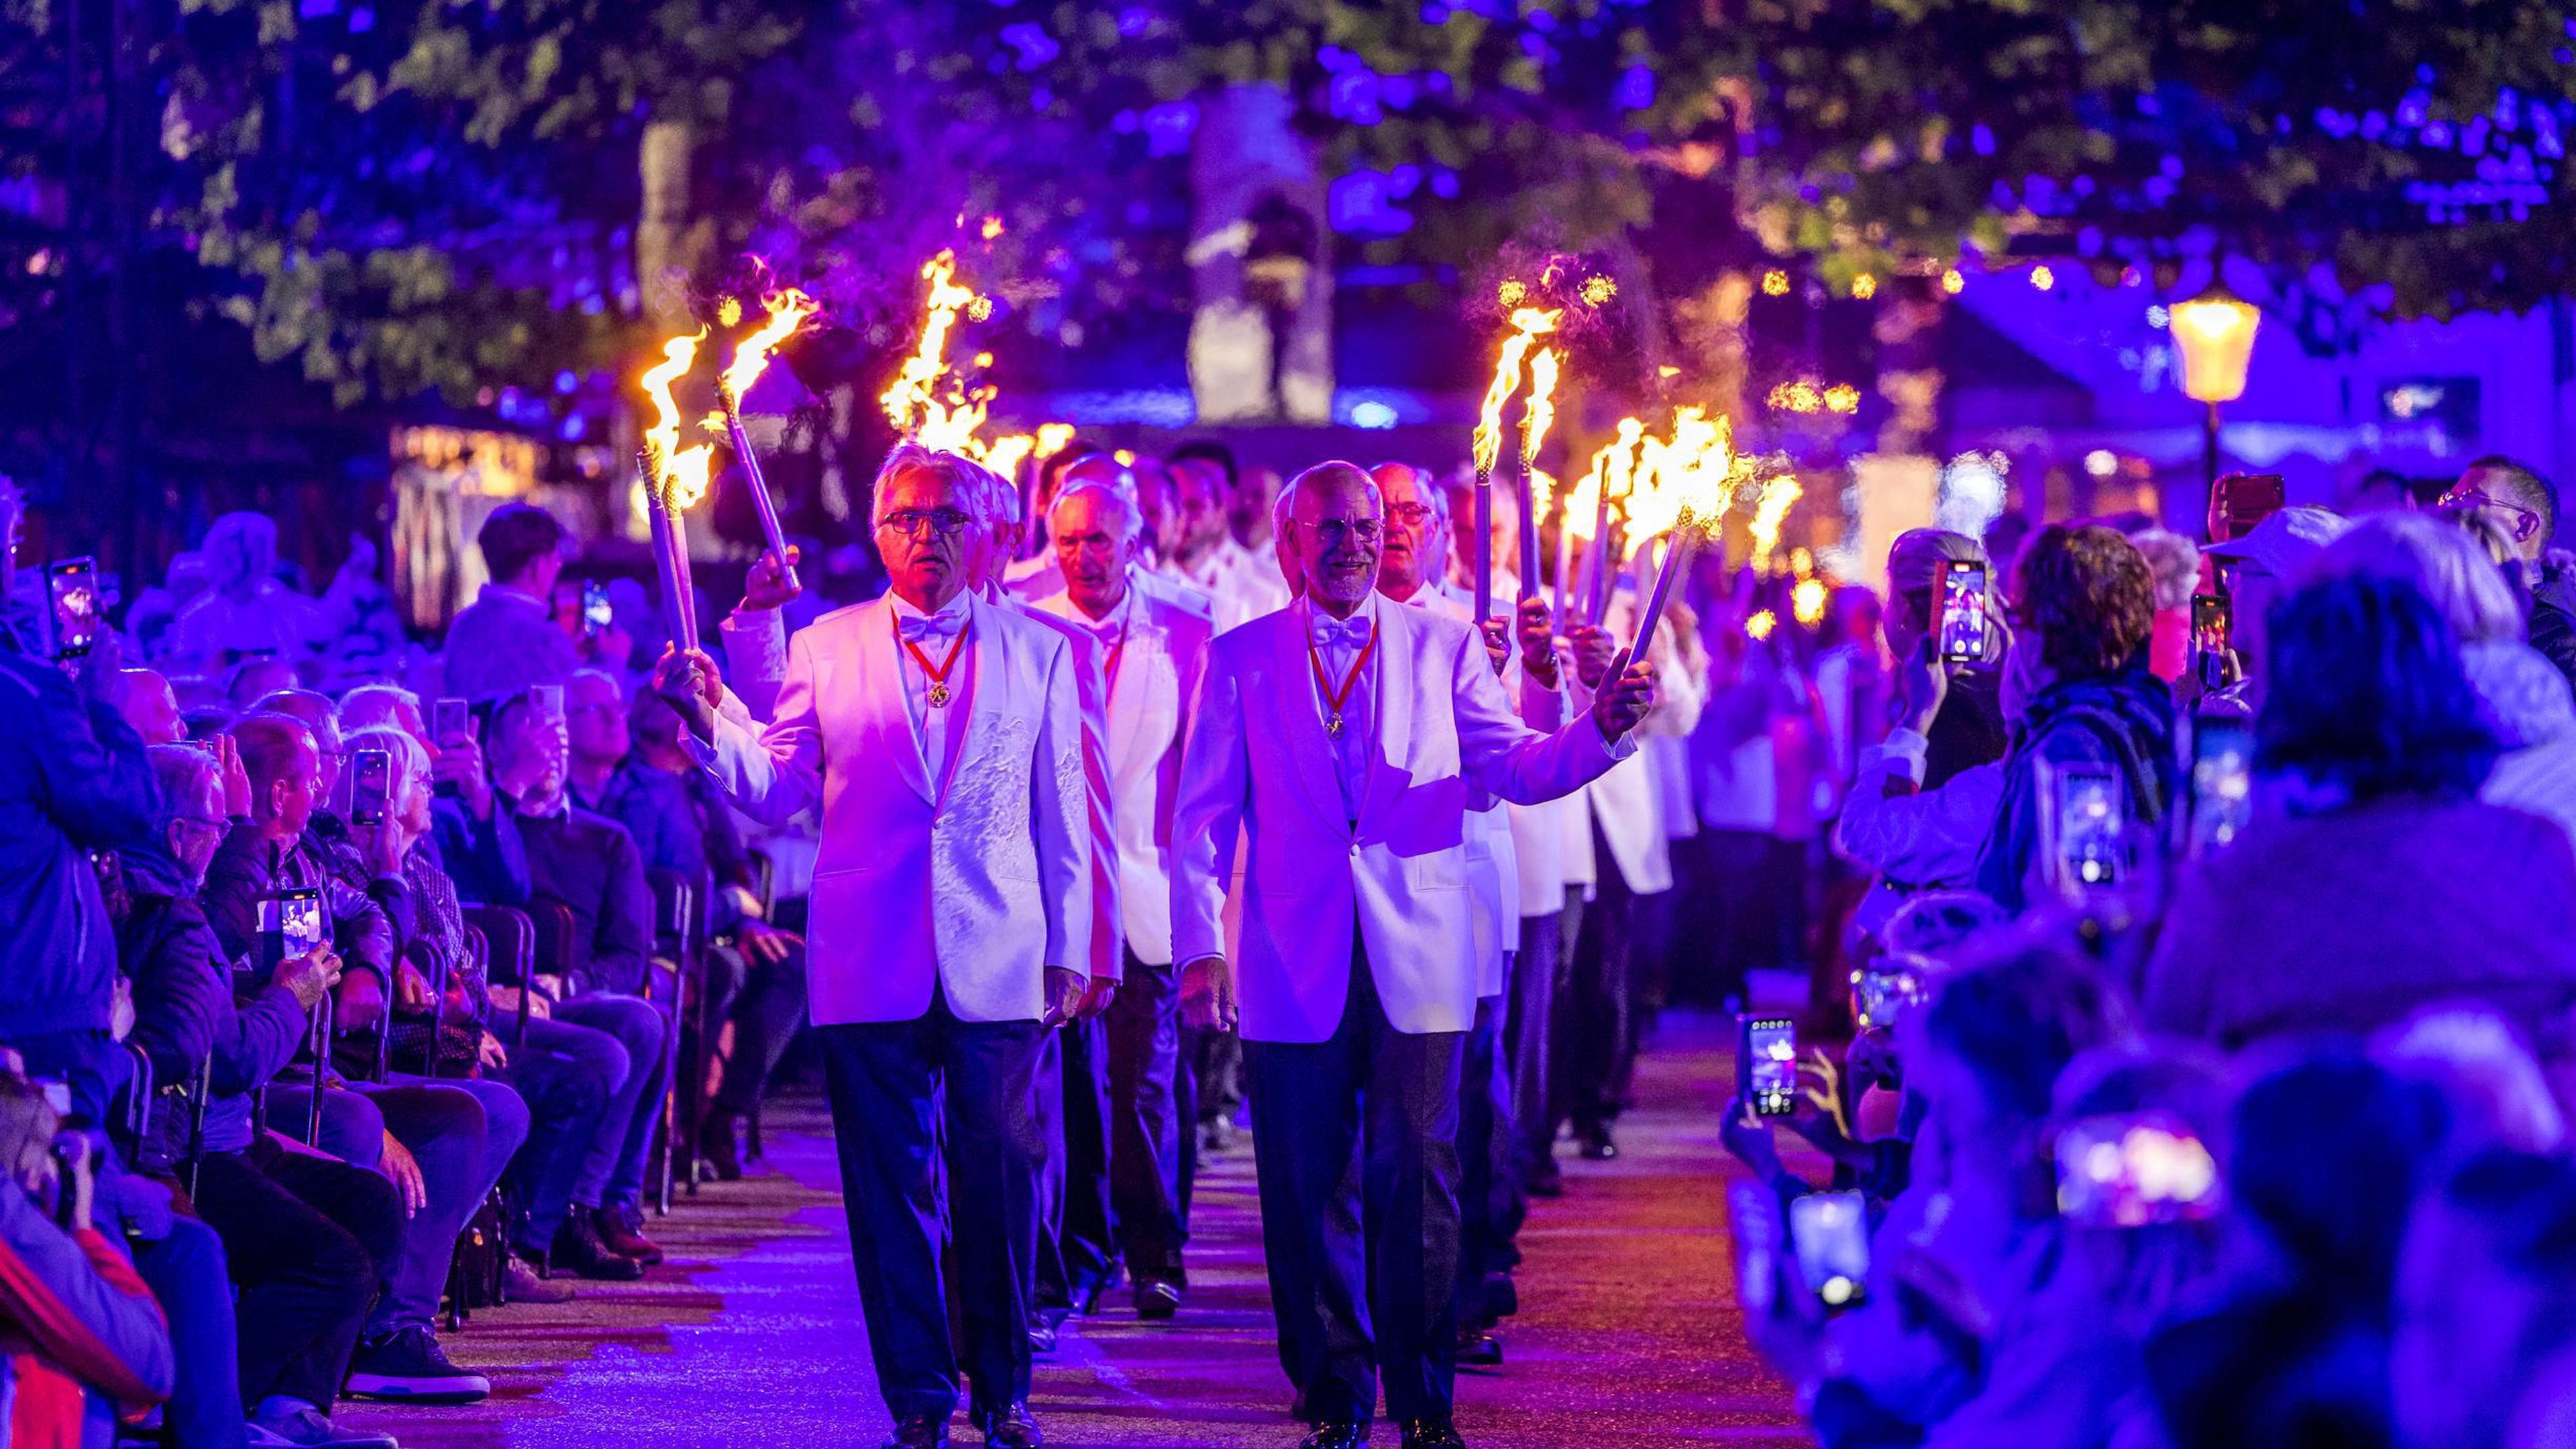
[1188,85,1332,424]
[636,119,695,331]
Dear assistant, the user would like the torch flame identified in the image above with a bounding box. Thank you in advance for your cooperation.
[1034,423,1076,461]
[882,250,980,435]
[1602,416,1644,502]
[639,329,717,508]
[1521,347,1561,467]
[718,288,818,409]
[1562,451,1605,540]
[977,433,1038,478]
[1749,473,1805,568]
[1472,307,1562,477]
[1628,407,1734,541]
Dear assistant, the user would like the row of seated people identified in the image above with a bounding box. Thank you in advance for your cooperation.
[3,638,806,1449]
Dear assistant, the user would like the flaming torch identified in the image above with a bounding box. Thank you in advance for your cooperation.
[1472,305,1562,625]
[709,287,817,593]
[1578,417,1644,624]
[1748,473,1805,574]
[639,330,713,652]
[1517,347,1561,607]
[1629,413,1741,657]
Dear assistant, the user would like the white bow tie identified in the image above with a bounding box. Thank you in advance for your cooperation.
[899,612,965,644]
[1311,616,1373,651]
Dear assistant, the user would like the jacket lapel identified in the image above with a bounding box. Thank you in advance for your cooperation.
[1108,606,1154,783]
[857,600,936,806]
[1358,600,1416,831]
[1271,606,1350,830]
[932,594,997,810]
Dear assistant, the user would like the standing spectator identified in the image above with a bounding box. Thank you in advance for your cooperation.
[438,504,582,706]
[478,686,668,1273]
[1971,525,2176,912]
[165,513,331,671]
[2441,455,2573,688]
[2200,505,2351,713]
[2122,527,2202,685]
[2144,574,2576,1055]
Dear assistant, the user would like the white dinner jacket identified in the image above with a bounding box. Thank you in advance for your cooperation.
[695,592,1092,1026]
[1564,588,1708,896]
[1034,580,1215,966]
[996,588,1126,983]
[1173,598,1630,1042]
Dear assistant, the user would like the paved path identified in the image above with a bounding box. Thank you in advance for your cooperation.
[343,1013,1809,1448]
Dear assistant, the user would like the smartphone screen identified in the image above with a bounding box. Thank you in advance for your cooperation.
[433,698,472,746]
[582,580,612,638]
[1741,1016,1799,1117]
[46,557,100,659]
[2054,1112,2223,1228]
[1848,965,1923,1032]
[2047,764,2125,889]
[2191,592,2231,690]
[2187,719,2253,856]
[1789,1191,1872,1307]
[1937,559,1990,664]
[350,748,392,827]
[259,887,325,975]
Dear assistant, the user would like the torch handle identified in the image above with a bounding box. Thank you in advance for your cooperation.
[1631,525,1693,659]
[1580,491,1614,625]
[639,450,700,656]
[1473,469,1494,628]
[1513,449,1540,604]
[722,395,801,593]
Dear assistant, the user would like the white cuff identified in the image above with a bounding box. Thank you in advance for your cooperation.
[1860,727,1930,785]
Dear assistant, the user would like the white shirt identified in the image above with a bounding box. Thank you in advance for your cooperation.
[1301,594,1381,822]
[888,588,974,782]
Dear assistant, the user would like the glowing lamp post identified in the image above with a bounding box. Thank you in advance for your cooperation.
[2169,285,2261,492]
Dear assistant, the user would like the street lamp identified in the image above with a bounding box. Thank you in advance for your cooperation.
[2169,283,2262,492]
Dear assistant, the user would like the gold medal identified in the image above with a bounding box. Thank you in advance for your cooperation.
[1326,713,1344,739]
[900,614,968,712]
[1308,621,1377,747]
[928,682,951,708]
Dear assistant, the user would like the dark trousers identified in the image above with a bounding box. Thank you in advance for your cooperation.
[1242,945,1464,1428]
[1033,1017,1114,1312]
[1688,827,1782,1005]
[710,941,810,1116]
[491,1014,619,1254]
[356,1077,527,1334]
[1555,820,1640,1134]
[132,1214,243,1449]
[194,1135,405,1411]
[1452,986,1515,1329]
[1505,912,1562,1197]
[1173,1024,1205,1227]
[818,1001,1046,1424]
[1106,955,1186,1287]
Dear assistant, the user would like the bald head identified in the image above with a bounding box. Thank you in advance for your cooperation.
[1283,462,1384,615]
[1371,463,1448,602]
[113,669,184,746]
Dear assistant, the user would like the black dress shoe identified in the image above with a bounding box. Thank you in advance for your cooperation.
[1399,1419,1466,1449]
[882,1415,949,1449]
[697,1106,745,1182]
[1026,1314,1058,1354]
[549,1215,644,1281]
[1298,1425,1367,1449]
[1455,1327,1503,1367]
[974,1402,1042,1448]
[1578,1123,1618,1161]
[1134,1277,1181,1321]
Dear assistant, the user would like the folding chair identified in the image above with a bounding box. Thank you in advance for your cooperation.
[643,868,700,1214]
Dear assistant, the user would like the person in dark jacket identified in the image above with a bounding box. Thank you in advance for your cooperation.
[0,645,160,1123]
[122,745,402,1449]
[2441,455,2576,691]
[1972,524,2178,912]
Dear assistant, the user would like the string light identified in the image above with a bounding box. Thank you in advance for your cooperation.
[2031,264,2056,290]
[1941,268,1966,294]
[1851,273,1878,301]
[1762,270,1791,297]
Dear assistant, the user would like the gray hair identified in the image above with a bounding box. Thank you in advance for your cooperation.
[870,443,1008,529]
[2318,511,2526,644]
[1278,461,1383,534]
[146,745,222,823]
[338,683,421,737]
[249,688,342,753]
[2127,529,2204,612]
[345,724,431,817]
[1051,478,1145,543]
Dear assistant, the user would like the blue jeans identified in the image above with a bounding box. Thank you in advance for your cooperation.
[551,992,669,1212]
[492,1014,621,1253]
[134,1212,246,1449]
[356,1076,529,1334]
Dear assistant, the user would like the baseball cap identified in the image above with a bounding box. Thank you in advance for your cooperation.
[2204,505,2351,580]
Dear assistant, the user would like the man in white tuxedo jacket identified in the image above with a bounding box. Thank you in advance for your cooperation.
[657,444,1089,1449]
[1173,462,1656,1449]
[1034,477,1216,1319]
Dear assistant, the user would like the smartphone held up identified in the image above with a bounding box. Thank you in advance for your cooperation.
[1937,559,1990,665]
[2053,1112,2223,1228]
[1739,1016,1800,1118]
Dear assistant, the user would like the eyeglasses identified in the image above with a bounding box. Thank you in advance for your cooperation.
[879,508,973,539]
[2435,484,2542,543]
[1301,519,1385,547]
[1387,502,1438,527]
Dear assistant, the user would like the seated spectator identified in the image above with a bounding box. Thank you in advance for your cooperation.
[0,1068,174,1446]
[2146,1046,2441,1449]
[438,504,583,705]
[166,513,332,672]
[1971,524,2175,910]
[565,669,804,1179]
[123,747,405,1449]
[2143,574,2576,1057]
[225,658,300,710]
[112,668,189,746]
[451,686,668,1273]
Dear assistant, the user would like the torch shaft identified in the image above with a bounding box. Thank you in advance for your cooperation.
[1473,469,1494,628]
[1513,446,1540,604]
[1553,512,1574,622]
[638,449,699,655]
[1580,490,1615,624]
[722,391,801,592]
[1631,523,1693,657]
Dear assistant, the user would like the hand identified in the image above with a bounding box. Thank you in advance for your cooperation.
[1514,596,1560,688]
[477,1030,508,1071]
[392,961,433,1014]
[214,734,252,820]
[1589,648,1657,741]
[739,920,800,966]
[274,946,344,1011]
[741,546,805,612]
[1075,975,1120,1022]
[1890,637,1951,737]
[652,645,722,739]
[335,969,388,1032]
[1179,954,1238,1032]
[486,984,553,1021]
[56,1134,95,1234]
[1567,624,1617,690]
[362,810,404,879]
[110,977,136,1044]
[1476,620,1512,680]
[1719,1094,1787,1183]
[380,1132,427,1218]
[431,730,493,822]
[1041,967,1085,1028]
